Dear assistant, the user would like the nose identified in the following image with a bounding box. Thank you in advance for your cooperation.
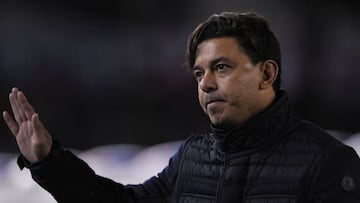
[199,72,217,93]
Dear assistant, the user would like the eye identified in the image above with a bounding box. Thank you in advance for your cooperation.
[193,69,204,81]
[215,64,227,72]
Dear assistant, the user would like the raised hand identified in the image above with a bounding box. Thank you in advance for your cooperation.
[3,88,52,163]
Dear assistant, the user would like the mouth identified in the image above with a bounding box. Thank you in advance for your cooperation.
[205,98,225,108]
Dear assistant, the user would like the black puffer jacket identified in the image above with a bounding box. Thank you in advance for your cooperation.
[21,91,360,202]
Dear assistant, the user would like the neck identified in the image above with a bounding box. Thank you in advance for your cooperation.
[211,90,297,151]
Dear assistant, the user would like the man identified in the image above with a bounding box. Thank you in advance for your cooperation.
[3,11,360,202]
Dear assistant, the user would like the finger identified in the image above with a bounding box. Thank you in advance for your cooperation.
[26,120,33,138]
[32,113,51,142]
[9,91,23,124]
[31,113,43,135]
[12,89,27,122]
[18,91,36,121]
[2,111,19,136]
[11,88,27,122]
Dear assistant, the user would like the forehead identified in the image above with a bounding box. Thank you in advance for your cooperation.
[195,37,249,65]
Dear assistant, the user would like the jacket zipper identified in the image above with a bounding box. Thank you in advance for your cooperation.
[215,150,227,202]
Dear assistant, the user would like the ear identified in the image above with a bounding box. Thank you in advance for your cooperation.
[259,60,278,90]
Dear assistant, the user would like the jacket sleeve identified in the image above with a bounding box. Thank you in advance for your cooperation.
[306,145,360,202]
[18,140,185,203]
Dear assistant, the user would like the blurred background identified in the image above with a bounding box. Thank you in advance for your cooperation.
[1,0,359,151]
[0,1,359,202]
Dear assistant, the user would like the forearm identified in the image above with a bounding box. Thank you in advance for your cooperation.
[20,140,179,203]
[20,141,126,203]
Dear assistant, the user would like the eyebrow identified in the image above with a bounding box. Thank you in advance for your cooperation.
[193,56,232,70]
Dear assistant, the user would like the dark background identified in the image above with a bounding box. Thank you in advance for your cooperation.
[1,0,359,152]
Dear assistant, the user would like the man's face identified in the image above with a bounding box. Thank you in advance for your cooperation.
[193,37,265,128]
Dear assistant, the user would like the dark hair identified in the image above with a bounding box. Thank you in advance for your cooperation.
[186,11,281,92]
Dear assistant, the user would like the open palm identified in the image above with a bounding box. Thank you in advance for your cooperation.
[3,88,52,163]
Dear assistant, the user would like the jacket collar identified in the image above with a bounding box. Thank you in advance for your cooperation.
[211,90,298,152]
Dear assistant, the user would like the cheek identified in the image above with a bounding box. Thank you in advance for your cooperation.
[224,77,258,104]
[234,72,260,90]
[197,89,208,112]
[197,87,204,104]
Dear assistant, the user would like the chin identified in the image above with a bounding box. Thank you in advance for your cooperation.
[211,118,233,129]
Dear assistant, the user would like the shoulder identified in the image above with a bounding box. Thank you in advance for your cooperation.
[279,119,359,169]
[289,119,349,153]
[285,120,360,200]
[303,133,360,201]
[291,119,360,182]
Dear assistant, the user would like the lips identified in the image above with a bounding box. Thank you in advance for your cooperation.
[205,96,226,107]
